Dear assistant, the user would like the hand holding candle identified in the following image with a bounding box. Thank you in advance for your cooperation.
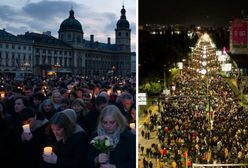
[129,123,135,129]
[43,146,53,156]
[22,124,31,133]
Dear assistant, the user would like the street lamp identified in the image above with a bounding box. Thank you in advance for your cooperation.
[163,65,167,89]
[112,65,116,78]
[54,62,61,76]
[177,62,183,80]
[23,62,30,71]
[21,62,30,77]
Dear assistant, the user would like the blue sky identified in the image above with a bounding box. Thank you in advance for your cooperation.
[0,0,136,51]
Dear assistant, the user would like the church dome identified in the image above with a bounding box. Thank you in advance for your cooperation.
[116,6,130,29]
[59,9,83,33]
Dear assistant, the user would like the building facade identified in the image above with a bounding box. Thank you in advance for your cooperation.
[0,5,134,78]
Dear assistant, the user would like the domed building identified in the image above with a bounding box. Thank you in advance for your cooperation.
[2,5,135,77]
[58,9,84,46]
[56,5,132,76]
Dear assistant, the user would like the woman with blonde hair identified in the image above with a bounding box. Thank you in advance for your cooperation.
[88,105,136,168]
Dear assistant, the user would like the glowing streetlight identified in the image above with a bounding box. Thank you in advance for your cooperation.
[54,62,61,76]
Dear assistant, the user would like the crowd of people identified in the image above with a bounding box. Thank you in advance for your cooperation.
[0,74,136,168]
[139,64,248,167]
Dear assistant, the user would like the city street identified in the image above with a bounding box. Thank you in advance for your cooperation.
[138,33,248,167]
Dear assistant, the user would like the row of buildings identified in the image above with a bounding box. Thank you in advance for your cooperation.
[0,5,135,78]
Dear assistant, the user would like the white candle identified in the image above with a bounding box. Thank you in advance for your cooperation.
[117,90,121,95]
[107,90,111,96]
[129,123,135,129]
[43,146,53,156]
[22,124,31,133]
[0,93,5,98]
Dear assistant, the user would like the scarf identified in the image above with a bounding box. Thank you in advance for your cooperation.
[97,127,120,149]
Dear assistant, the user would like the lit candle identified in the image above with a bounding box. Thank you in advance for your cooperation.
[107,90,111,96]
[43,146,53,156]
[22,124,31,133]
[0,93,4,98]
[129,123,135,129]
[117,90,121,95]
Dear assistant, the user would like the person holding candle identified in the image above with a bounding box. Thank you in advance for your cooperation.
[0,96,30,168]
[87,105,136,168]
[20,107,50,168]
[40,109,88,168]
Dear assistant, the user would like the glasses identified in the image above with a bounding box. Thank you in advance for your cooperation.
[102,120,116,126]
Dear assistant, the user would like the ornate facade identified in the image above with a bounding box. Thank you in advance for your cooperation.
[0,5,135,78]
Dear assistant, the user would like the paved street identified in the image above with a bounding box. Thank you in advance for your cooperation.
[138,105,162,168]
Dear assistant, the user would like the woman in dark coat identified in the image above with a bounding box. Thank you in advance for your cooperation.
[40,109,88,168]
[88,105,136,168]
[20,107,49,168]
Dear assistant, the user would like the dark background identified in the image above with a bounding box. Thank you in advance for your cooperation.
[139,0,248,27]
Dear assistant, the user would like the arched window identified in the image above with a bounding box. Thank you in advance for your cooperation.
[77,36,81,43]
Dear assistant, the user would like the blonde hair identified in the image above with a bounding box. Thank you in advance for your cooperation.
[97,105,128,133]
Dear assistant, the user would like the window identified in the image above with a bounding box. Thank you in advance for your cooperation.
[126,32,129,36]
[77,36,81,43]
[118,32,121,36]
[67,33,71,40]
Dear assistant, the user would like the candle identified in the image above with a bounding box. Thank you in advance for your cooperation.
[43,146,53,156]
[129,123,135,129]
[107,90,111,96]
[22,124,31,133]
[117,90,121,95]
[0,93,4,98]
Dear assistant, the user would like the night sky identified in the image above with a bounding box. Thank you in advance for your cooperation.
[139,0,248,27]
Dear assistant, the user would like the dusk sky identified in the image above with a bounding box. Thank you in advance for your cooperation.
[0,0,136,51]
[139,0,248,27]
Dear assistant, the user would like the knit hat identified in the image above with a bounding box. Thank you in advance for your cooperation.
[60,109,77,123]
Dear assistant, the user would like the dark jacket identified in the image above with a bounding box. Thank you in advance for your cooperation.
[22,120,50,168]
[80,107,100,137]
[0,113,23,168]
[40,126,88,168]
